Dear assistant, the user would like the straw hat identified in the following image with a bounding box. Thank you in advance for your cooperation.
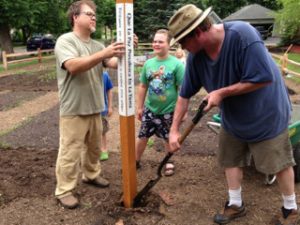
[168,4,212,46]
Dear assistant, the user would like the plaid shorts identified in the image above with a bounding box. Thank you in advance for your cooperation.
[138,107,173,140]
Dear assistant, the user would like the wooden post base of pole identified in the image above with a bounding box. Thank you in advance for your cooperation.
[119,115,137,207]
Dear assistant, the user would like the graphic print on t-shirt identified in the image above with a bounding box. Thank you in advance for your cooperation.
[147,65,173,102]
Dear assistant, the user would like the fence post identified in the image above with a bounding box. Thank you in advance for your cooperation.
[2,51,8,70]
[281,44,293,76]
[281,53,288,76]
[38,48,42,63]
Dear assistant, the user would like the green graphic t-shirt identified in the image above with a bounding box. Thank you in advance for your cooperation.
[140,55,184,114]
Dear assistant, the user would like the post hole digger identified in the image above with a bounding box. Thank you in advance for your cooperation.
[132,100,208,207]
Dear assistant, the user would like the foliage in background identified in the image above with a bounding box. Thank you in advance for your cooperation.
[0,0,298,52]
[134,0,282,41]
[0,0,70,53]
[275,0,300,45]
[95,0,116,40]
[203,0,247,19]
[134,0,205,41]
[203,0,281,19]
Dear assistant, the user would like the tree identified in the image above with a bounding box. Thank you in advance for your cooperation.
[0,0,69,53]
[203,0,247,19]
[248,0,282,10]
[0,0,28,53]
[134,0,205,41]
[275,0,300,45]
[95,0,116,40]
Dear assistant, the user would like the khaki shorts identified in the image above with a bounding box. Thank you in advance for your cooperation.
[102,116,109,135]
[218,128,295,175]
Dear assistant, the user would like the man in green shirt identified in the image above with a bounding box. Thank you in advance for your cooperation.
[135,29,184,176]
[54,0,125,209]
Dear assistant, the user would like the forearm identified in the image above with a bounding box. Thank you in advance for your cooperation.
[64,41,125,74]
[205,81,271,111]
[137,84,147,110]
[218,81,271,98]
[107,89,113,109]
[170,96,189,132]
[64,51,109,75]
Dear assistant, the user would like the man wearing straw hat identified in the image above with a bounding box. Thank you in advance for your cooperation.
[167,4,298,225]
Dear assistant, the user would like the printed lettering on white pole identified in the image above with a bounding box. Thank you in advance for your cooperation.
[116,2,134,116]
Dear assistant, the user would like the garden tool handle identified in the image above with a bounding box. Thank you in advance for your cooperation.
[178,100,208,144]
[178,123,196,144]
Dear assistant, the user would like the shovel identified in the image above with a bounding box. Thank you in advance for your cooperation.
[133,100,208,207]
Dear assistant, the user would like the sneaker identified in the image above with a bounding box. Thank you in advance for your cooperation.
[213,201,246,224]
[82,176,110,188]
[100,152,109,161]
[271,207,299,225]
[57,194,79,209]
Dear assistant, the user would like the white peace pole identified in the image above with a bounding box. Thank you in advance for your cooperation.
[116,0,137,208]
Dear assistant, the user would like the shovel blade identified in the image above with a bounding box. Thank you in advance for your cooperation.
[133,177,160,207]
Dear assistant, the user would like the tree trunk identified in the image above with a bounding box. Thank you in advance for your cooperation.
[22,27,28,45]
[0,24,14,54]
[21,26,31,45]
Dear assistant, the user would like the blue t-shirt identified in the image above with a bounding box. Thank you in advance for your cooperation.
[180,21,291,142]
[101,71,113,116]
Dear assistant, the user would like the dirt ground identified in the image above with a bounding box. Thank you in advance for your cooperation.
[0,59,300,225]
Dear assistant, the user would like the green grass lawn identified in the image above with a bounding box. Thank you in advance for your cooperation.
[287,53,300,73]
[0,56,55,73]
[288,53,300,62]
[288,53,300,84]
[285,53,300,84]
[0,59,39,72]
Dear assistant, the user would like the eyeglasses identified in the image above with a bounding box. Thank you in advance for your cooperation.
[80,11,97,20]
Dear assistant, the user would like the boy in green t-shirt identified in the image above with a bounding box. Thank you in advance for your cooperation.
[135,29,184,176]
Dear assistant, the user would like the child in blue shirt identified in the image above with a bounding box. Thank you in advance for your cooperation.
[100,71,113,161]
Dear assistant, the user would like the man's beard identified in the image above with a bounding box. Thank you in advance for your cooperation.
[90,26,96,33]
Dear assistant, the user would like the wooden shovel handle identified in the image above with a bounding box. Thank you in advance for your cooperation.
[178,100,207,145]
[178,122,196,144]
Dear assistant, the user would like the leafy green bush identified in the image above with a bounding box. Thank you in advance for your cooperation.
[275,0,300,45]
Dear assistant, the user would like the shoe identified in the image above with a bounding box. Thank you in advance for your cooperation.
[100,152,109,161]
[164,162,175,176]
[213,201,246,224]
[271,207,299,225]
[57,194,79,209]
[82,176,110,188]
